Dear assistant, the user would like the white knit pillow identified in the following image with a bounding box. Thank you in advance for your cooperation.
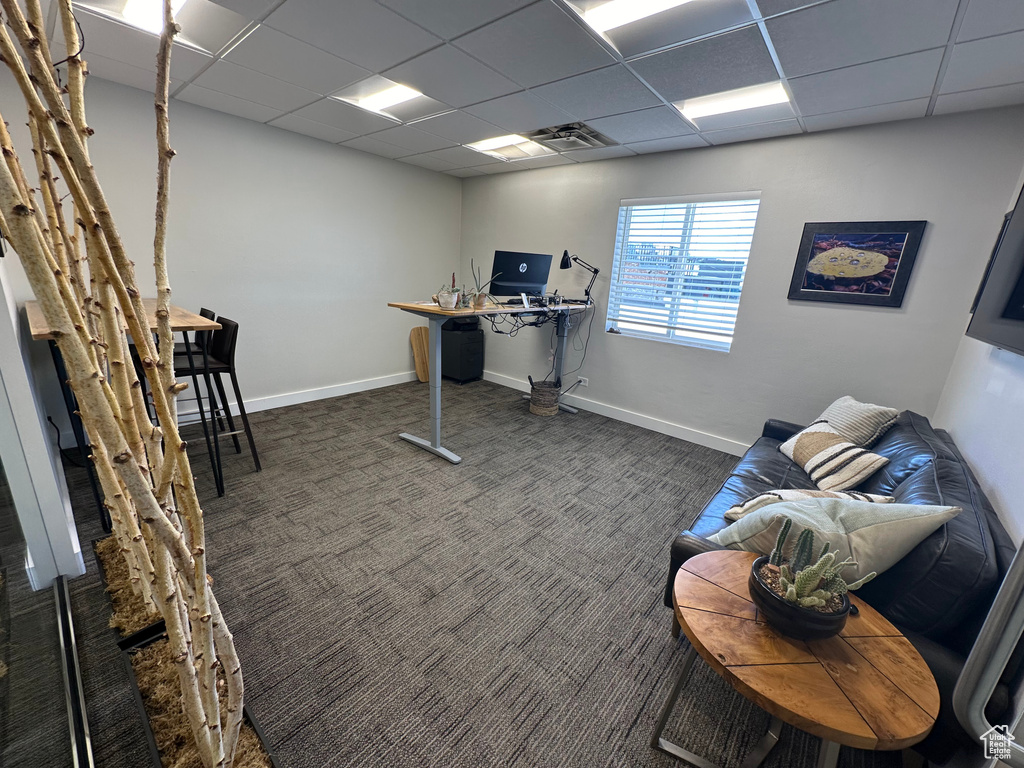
[818,395,898,447]
[780,422,888,491]
[724,489,895,522]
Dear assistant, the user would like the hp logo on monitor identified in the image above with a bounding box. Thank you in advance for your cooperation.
[519,262,527,273]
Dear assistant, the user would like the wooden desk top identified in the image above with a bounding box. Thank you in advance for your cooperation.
[24,299,221,340]
[388,300,579,318]
[674,550,938,751]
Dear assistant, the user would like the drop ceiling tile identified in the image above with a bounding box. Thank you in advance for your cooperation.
[505,154,576,169]
[586,107,694,144]
[194,61,320,111]
[264,0,441,72]
[366,125,457,153]
[560,145,637,162]
[465,92,575,133]
[789,48,944,115]
[341,136,410,159]
[377,0,535,40]
[454,3,615,88]
[703,119,803,145]
[416,146,504,167]
[755,0,828,16]
[446,167,486,177]
[933,83,1024,114]
[940,31,1024,93]
[604,0,753,59]
[207,0,278,21]
[399,154,460,171]
[268,113,357,143]
[80,51,183,94]
[478,162,524,174]
[957,0,1024,42]
[59,8,212,81]
[624,134,709,153]
[766,0,960,78]
[688,100,796,131]
[629,26,778,102]
[175,84,284,123]
[531,65,662,121]
[802,98,929,131]
[412,110,506,144]
[292,98,399,134]
[175,0,250,55]
[383,45,520,108]
[224,25,371,95]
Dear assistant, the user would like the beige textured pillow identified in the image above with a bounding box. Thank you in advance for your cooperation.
[709,497,961,582]
[818,395,899,447]
[780,422,888,491]
[724,489,895,522]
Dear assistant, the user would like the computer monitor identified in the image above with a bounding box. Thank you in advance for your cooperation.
[489,250,553,296]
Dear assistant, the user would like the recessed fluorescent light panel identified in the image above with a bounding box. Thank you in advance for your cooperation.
[577,0,696,33]
[332,75,449,122]
[122,0,188,35]
[678,82,790,121]
[466,135,556,161]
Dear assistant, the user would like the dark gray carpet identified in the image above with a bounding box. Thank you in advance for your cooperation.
[0,456,72,768]
[64,380,902,767]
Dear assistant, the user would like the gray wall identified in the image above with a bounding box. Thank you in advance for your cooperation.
[935,164,1024,543]
[1,76,462,424]
[460,107,1024,453]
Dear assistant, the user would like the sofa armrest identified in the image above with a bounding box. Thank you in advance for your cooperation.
[663,532,725,607]
[762,419,805,442]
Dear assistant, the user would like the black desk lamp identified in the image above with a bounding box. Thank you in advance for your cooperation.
[560,249,599,304]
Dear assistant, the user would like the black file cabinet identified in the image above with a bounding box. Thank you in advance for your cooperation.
[442,318,483,383]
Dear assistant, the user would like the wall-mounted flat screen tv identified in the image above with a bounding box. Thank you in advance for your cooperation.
[967,185,1024,357]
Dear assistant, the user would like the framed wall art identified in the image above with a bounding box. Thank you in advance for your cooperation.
[787,220,927,307]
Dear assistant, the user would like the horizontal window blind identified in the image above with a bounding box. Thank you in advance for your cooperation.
[606,196,760,352]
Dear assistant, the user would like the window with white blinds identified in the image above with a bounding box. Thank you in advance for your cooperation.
[606,194,761,352]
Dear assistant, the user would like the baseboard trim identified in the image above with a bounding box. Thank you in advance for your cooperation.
[483,371,746,456]
[177,371,418,423]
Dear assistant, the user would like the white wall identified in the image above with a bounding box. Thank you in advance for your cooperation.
[1,76,462,424]
[934,164,1024,543]
[461,107,1024,454]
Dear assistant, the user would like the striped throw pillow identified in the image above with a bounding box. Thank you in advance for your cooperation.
[724,489,895,521]
[818,395,898,447]
[780,421,889,491]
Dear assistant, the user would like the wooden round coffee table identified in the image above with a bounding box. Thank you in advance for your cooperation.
[652,549,939,767]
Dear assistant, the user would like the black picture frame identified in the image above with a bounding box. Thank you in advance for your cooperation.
[787,220,927,307]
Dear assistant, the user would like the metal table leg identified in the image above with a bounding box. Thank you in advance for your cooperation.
[399,314,461,464]
[651,644,782,768]
[553,308,577,414]
[48,340,108,531]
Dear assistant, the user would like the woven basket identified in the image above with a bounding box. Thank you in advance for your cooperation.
[529,381,560,417]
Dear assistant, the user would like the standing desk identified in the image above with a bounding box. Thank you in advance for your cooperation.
[24,300,223,523]
[388,300,585,464]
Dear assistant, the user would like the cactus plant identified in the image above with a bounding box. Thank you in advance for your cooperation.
[768,518,876,609]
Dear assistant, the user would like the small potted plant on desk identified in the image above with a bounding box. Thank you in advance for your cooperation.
[748,518,876,640]
[466,258,501,310]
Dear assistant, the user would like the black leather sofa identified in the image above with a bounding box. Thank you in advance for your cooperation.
[664,411,1019,763]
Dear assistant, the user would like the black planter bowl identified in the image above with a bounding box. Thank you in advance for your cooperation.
[748,555,850,641]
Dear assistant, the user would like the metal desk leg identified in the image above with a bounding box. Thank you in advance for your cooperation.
[399,315,461,464]
[553,309,577,414]
[48,340,108,531]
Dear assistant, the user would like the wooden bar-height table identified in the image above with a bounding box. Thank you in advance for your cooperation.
[25,300,223,523]
[388,300,583,464]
